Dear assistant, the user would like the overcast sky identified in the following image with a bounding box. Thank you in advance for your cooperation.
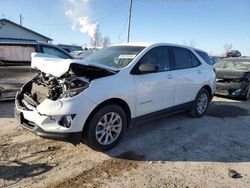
[1,0,250,55]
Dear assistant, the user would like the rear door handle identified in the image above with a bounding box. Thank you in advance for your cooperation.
[197,70,202,74]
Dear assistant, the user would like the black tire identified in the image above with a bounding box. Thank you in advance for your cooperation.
[189,88,210,118]
[83,104,127,151]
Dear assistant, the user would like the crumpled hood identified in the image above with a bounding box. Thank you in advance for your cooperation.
[31,53,119,77]
[215,68,247,79]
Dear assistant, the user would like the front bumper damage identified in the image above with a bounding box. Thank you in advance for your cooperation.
[216,81,249,98]
[15,90,97,145]
[14,107,82,145]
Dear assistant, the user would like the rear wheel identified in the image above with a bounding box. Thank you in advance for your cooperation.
[189,88,210,118]
[84,104,127,151]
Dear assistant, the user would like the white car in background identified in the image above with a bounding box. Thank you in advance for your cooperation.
[15,43,216,151]
[70,48,100,59]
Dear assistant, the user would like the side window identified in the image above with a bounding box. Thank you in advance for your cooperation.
[172,47,192,70]
[41,46,71,59]
[190,52,201,67]
[139,46,171,72]
[195,50,212,65]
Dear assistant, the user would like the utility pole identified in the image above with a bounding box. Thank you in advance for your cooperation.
[20,14,23,26]
[127,0,133,43]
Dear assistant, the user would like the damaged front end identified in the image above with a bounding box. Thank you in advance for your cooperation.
[215,69,250,97]
[15,53,118,144]
[17,61,117,109]
[17,68,89,108]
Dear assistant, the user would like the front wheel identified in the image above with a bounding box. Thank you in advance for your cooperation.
[189,88,210,118]
[84,104,127,151]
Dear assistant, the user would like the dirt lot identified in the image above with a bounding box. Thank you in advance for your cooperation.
[1,96,250,188]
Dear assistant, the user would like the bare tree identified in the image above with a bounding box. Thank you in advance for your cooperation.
[223,43,232,54]
[103,36,110,47]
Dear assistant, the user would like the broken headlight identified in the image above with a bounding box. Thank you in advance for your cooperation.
[60,76,89,99]
[60,86,87,98]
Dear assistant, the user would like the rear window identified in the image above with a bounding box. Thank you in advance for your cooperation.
[0,45,35,65]
[195,50,212,65]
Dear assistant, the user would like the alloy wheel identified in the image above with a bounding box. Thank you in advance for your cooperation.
[197,93,208,114]
[95,112,122,145]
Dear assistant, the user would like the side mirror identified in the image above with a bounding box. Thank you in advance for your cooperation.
[138,63,159,74]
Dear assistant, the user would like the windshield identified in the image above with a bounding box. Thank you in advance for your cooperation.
[84,46,145,68]
[214,59,250,71]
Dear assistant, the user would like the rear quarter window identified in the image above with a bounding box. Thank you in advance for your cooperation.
[190,52,201,67]
[195,50,212,65]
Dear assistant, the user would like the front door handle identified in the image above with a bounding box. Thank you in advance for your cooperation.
[197,70,202,74]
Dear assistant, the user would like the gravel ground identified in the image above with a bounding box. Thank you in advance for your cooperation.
[0,96,250,188]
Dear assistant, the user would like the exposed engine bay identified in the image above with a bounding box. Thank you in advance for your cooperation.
[216,78,248,84]
[216,70,250,84]
[215,69,250,97]
[17,63,117,107]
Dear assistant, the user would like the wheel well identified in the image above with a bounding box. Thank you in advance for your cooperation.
[202,85,212,99]
[83,98,131,134]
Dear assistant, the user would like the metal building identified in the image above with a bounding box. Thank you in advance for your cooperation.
[0,19,52,43]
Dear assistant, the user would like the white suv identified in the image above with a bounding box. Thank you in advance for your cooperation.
[15,43,216,151]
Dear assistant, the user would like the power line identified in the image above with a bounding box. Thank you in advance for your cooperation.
[90,4,127,22]
[23,0,127,26]
[84,0,127,21]
[23,6,127,31]
[136,0,208,3]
